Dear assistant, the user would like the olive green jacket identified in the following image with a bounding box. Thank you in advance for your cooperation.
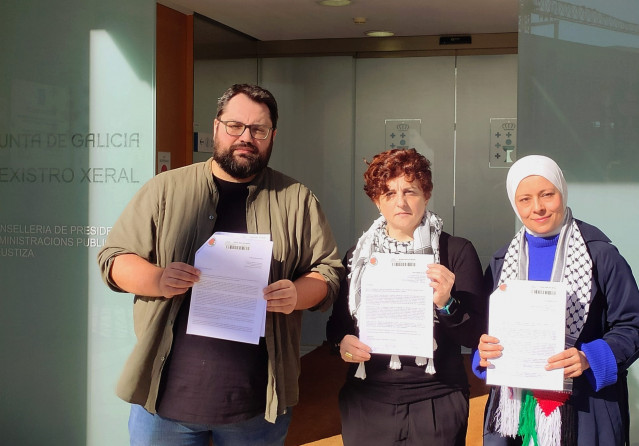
[97,158,343,422]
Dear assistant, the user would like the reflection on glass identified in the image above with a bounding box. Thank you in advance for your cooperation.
[519,0,639,183]
[518,0,639,440]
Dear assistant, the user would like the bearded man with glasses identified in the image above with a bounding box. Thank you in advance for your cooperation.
[98,84,343,446]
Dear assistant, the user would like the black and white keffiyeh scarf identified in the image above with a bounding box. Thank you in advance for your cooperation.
[347,210,443,379]
[488,207,593,446]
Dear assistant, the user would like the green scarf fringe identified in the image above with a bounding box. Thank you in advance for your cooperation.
[518,390,538,446]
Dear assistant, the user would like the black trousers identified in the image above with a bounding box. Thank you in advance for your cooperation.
[338,385,469,446]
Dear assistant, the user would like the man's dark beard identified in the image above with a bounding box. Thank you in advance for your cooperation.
[213,141,272,179]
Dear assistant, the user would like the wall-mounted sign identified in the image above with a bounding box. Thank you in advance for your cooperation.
[194,132,213,152]
[158,151,171,173]
[385,119,422,151]
[489,118,517,168]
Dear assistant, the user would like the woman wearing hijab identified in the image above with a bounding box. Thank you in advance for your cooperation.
[326,148,486,446]
[474,155,639,446]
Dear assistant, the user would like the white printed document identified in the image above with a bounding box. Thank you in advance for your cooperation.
[359,253,434,357]
[486,279,567,391]
[186,232,273,344]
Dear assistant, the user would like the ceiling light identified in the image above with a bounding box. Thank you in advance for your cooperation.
[317,0,351,6]
[365,30,395,37]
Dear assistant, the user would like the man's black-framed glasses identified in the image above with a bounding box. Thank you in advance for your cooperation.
[218,120,273,140]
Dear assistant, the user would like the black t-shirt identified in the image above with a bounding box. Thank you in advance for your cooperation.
[157,176,269,424]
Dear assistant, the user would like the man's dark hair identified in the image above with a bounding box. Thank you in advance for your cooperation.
[216,84,278,129]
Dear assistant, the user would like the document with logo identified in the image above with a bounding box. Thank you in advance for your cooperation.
[359,253,434,357]
[187,232,272,344]
[486,279,566,391]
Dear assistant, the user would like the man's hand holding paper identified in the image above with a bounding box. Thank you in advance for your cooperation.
[263,279,297,314]
[160,262,201,297]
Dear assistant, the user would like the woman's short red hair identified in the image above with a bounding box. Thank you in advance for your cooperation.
[363,148,433,201]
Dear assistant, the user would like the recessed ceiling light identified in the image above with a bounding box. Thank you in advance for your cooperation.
[365,30,395,37]
[317,0,351,6]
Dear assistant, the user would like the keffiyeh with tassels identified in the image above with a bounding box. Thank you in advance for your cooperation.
[347,210,443,379]
[487,208,593,446]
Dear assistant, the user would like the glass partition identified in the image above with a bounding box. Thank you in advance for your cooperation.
[0,1,155,444]
[518,0,639,439]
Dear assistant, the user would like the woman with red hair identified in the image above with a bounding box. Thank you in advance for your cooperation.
[327,148,487,445]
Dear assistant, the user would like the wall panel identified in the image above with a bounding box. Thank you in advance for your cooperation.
[354,57,456,235]
[260,56,355,347]
[455,54,518,267]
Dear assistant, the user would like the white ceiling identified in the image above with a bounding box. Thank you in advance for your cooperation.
[162,0,519,41]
